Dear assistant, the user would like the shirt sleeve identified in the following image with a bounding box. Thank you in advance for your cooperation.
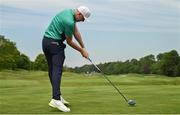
[64,22,74,38]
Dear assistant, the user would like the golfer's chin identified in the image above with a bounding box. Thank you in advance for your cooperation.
[76,19,84,22]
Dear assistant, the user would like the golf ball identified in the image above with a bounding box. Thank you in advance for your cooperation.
[128,99,136,106]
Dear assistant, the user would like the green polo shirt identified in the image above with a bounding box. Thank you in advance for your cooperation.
[44,9,75,40]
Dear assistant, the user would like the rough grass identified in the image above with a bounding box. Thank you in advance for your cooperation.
[0,70,180,114]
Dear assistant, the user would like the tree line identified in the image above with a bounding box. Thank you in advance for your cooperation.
[73,50,180,77]
[0,35,46,71]
[0,35,180,77]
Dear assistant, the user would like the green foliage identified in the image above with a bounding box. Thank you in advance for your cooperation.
[1,35,179,76]
[63,65,74,72]
[139,54,156,74]
[0,35,32,70]
[34,54,48,71]
[176,61,180,76]
[73,50,180,77]
[158,50,180,76]
[0,35,20,70]
[16,54,31,70]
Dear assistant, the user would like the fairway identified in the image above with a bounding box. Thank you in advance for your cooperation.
[0,70,180,114]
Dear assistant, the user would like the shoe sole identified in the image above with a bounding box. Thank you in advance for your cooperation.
[48,103,70,112]
[49,103,56,108]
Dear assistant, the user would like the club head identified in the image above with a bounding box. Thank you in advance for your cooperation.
[128,99,136,106]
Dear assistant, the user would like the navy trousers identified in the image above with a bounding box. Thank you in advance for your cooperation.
[42,36,66,100]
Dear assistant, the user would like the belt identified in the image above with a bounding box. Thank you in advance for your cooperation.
[43,36,66,49]
[44,36,64,44]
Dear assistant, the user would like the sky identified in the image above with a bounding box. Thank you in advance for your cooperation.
[0,0,180,67]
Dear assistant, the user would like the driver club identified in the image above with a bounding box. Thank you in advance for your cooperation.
[87,57,136,106]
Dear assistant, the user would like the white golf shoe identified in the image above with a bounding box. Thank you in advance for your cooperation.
[49,99,70,112]
[61,96,70,105]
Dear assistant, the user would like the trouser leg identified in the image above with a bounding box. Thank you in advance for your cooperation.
[42,38,65,100]
[51,51,65,100]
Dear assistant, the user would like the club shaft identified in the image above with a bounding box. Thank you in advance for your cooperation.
[88,58,128,102]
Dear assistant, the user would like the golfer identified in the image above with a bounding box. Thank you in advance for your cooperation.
[42,6,91,112]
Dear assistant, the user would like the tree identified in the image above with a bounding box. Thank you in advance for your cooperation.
[0,35,20,70]
[129,59,140,73]
[159,50,179,76]
[16,54,31,70]
[176,61,180,76]
[34,54,48,71]
[139,54,155,74]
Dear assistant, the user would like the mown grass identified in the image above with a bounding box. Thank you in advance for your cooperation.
[0,70,180,114]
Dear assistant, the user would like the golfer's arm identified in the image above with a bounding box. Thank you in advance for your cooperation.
[66,35,82,53]
[73,24,85,48]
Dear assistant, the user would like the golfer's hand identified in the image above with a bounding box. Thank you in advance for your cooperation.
[81,48,89,59]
